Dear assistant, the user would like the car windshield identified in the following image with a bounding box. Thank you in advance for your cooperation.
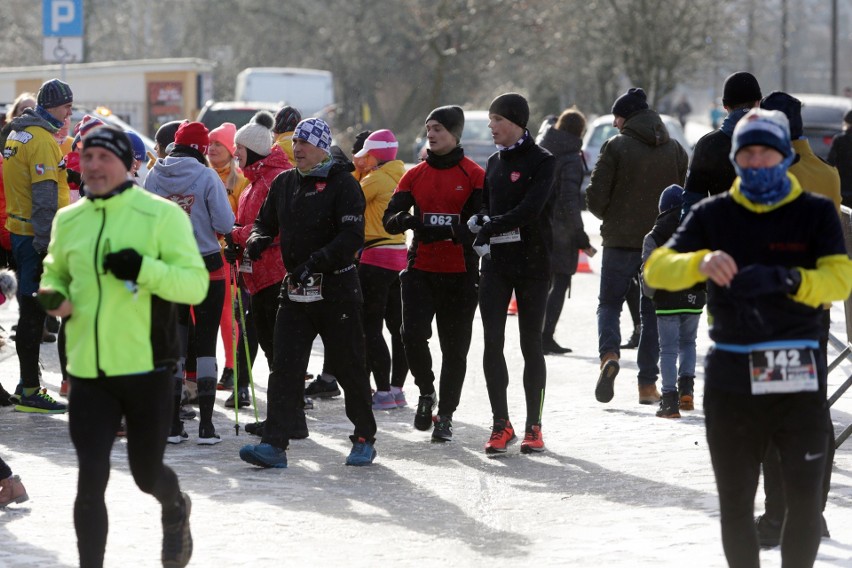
[801,105,846,126]
[589,124,619,146]
[463,118,492,144]
[200,109,262,130]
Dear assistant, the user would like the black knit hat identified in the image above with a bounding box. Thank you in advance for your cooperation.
[273,106,302,134]
[352,130,372,155]
[155,120,184,150]
[611,88,649,119]
[845,110,852,125]
[37,78,73,109]
[488,93,529,129]
[425,105,465,141]
[82,125,134,171]
[722,72,762,108]
[760,91,803,139]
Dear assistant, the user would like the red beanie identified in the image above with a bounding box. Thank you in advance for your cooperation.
[174,122,210,155]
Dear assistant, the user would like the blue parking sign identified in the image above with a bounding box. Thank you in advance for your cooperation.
[43,0,84,37]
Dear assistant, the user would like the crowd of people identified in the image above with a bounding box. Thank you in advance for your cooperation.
[1,71,851,568]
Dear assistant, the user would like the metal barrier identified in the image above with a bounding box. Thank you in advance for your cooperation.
[828,205,852,448]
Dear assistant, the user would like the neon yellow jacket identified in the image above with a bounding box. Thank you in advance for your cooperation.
[41,184,209,378]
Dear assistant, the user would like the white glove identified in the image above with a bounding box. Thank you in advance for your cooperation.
[467,214,490,234]
[472,242,491,260]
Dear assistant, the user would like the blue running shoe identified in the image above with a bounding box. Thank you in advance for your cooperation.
[14,389,66,414]
[346,437,377,466]
[239,443,287,468]
[371,390,397,410]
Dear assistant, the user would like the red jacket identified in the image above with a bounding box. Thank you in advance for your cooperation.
[230,145,291,294]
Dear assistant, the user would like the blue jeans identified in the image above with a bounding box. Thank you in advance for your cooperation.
[597,247,659,384]
[656,313,700,393]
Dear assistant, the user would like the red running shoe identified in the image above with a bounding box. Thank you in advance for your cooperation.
[485,419,516,454]
[520,424,545,454]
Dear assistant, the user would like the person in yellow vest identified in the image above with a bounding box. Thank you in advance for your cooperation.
[206,121,249,389]
[1,78,73,413]
[272,106,300,164]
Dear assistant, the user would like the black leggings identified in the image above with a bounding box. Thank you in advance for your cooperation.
[399,269,478,417]
[705,385,829,568]
[542,272,571,338]
[480,271,548,427]
[359,263,407,391]
[235,284,279,389]
[69,370,183,568]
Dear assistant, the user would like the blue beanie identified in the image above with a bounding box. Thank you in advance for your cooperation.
[659,184,684,213]
[124,131,146,162]
[37,78,73,109]
[730,108,792,162]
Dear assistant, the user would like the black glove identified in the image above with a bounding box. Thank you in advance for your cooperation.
[473,230,490,249]
[104,248,143,281]
[36,290,66,311]
[729,264,801,298]
[223,244,242,264]
[401,214,423,231]
[245,235,272,261]
[290,260,317,287]
[66,168,81,186]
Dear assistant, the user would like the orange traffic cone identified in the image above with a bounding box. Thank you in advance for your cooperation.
[507,292,518,315]
[577,249,592,273]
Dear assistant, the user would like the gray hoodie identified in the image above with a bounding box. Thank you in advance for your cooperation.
[143,155,234,256]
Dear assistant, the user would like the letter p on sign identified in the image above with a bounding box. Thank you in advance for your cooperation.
[43,0,84,37]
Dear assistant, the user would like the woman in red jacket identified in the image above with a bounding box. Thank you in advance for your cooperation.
[224,112,292,410]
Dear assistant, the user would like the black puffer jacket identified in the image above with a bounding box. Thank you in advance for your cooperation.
[538,126,590,275]
[586,109,688,248]
[251,160,365,303]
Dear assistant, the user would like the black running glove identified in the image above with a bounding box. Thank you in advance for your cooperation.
[104,248,143,281]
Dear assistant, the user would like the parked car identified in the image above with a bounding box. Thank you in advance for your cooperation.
[414,110,495,168]
[792,93,852,160]
[582,113,692,175]
[196,100,281,132]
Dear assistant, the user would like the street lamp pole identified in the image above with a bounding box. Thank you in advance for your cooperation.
[831,0,838,94]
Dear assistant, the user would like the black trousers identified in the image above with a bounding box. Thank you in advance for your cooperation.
[399,268,478,417]
[542,272,572,338]
[262,299,376,449]
[69,370,182,568]
[480,271,548,427]
[762,309,835,523]
[358,263,407,391]
[704,355,829,568]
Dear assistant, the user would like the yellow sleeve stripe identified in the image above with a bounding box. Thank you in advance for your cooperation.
[643,247,711,291]
[793,254,852,308]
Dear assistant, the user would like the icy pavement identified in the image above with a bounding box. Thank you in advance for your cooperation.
[1,212,852,567]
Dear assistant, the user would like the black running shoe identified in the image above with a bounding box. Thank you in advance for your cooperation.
[304,376,341,398]
[224,388,250,408]
[431,415,453,442]
[414,393,437,431]
[217,368,234,391]
[162,492,192,567]
[245,420,265,437]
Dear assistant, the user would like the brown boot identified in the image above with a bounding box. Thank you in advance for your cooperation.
[595,352,620,403]
[638,384,662,405]
[0,475,29,508]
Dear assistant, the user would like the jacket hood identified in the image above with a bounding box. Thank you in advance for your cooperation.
[621,109,670,147]
[539,127,583,155]
[373,159,405,185]
[152,155,209,194]
[0,110,56,148]
[243,144,291,182]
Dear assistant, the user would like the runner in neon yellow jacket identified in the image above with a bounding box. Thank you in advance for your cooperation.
[41,173,208,378]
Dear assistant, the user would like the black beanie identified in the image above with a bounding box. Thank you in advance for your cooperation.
[488,93,529,129]
[155,120,184,149]
[82,125,134,171]
[352,130,372,155]
[611,88,649,119]
[426,106,465,141]
[37,78,73,109]
[845,110,852,125]
[273,106,301,134]
[722,72,762,108]
[760,91,803,139]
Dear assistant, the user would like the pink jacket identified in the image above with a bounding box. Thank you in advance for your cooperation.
[230,145,292,294]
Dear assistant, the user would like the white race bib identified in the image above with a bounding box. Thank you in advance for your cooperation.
[749,347,818,395]
[286,274,323,303]
[491,228,521,244]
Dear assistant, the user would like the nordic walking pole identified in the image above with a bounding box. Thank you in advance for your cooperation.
[230,261,241,436]
[234,270,260,423]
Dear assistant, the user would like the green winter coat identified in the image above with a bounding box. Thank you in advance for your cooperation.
[586,109,688,248]
[41,184,209,378]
